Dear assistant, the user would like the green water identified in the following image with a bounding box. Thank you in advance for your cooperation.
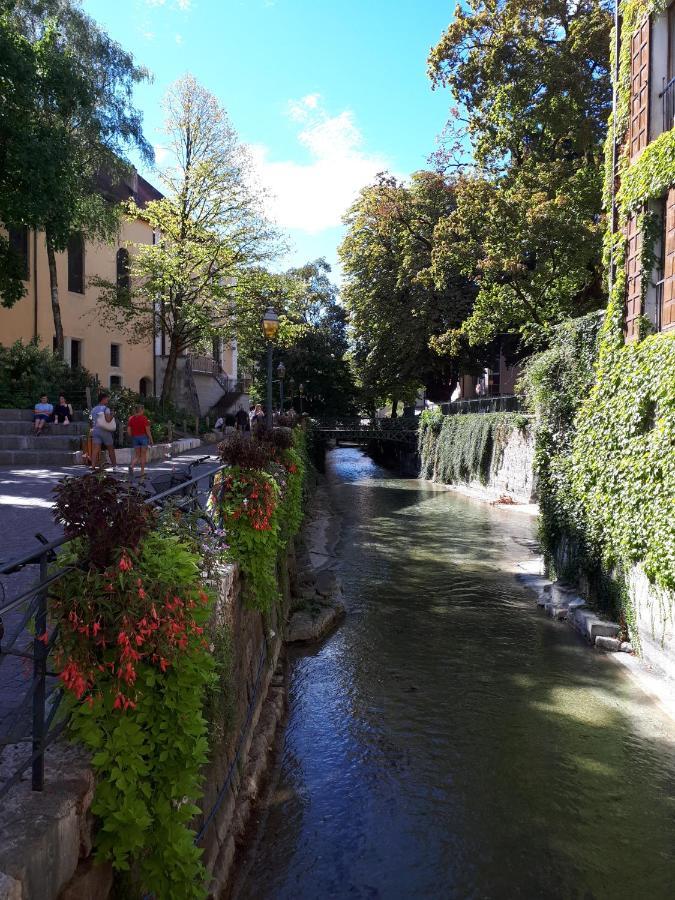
[235,449,675,899]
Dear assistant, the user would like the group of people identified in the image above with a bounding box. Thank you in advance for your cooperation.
[32,393,74,434]
[88,391,153,476]
[215,403,267,435]
[33,390,153,476]
[214,403,292,436]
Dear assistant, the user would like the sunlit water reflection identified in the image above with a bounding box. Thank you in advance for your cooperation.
[234,449,675,899]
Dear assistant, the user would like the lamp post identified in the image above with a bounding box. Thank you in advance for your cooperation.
[299,382,305,415]
[277,361,286,412]
[262,307,279,429]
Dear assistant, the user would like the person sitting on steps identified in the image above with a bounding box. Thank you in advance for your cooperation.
[53,393,73,425]
[33,394,53,435]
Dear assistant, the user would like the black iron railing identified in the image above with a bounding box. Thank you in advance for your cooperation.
[440,394,522,415]
[661,77,675,134]
[0,459,226,799]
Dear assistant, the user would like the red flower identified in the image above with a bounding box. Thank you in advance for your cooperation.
[118,554,133,572]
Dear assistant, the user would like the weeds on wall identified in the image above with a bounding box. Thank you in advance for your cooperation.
[418,409,529,486]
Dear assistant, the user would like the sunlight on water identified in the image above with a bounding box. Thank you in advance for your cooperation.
[234,449,675,900]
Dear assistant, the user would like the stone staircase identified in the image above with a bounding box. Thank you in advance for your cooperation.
[0,409,88,467]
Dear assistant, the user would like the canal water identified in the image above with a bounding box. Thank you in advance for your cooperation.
[234,449,675,899]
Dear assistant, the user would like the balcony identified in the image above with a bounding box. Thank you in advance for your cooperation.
[661,77,675,134]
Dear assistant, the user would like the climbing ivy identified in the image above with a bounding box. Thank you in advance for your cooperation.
[418,411,529,486]
[521,0,675,640]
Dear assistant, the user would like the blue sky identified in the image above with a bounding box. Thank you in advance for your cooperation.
[83,0,455,277]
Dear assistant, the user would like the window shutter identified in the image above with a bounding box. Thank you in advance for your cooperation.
[625,214,642,342]
[663,189,675,330]
[629,17,650,160]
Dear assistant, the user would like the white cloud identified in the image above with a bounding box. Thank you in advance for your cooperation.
[251,95,389,235]
[175,33,183,44]
[154,145,170,165]
[175,0,192,9]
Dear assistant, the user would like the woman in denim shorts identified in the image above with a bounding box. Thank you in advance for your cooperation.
[127,403,153,477]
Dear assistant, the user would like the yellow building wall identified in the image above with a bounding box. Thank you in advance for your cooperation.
[0,218,155,395]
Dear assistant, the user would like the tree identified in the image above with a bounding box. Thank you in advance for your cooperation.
[97,75,277,403]
[428,0,612,345]
[5,0,152,352]
[241,260,358,417]
[339,171,478,408]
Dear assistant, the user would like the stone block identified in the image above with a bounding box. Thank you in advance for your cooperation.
[570,608,620,642]
[595,635,621,652]
[0,872,21,900]
[58,859,113,900]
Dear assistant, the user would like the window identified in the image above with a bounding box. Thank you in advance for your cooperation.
[8,226,29,280]
[67,233,84,293]
[110,343,120,367]
[110,375,122,388]
[116,247,130,294]
[70,339,82,368]
[669,4,675,82]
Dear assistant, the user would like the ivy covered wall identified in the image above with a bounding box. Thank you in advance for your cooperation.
[519,0,675,650]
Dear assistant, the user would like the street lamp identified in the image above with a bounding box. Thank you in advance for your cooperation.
[262,307,279,429]
[277,361,286,412]
[298,382,305,415]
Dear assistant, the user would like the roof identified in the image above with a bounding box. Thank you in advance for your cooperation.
[95,170,164,208]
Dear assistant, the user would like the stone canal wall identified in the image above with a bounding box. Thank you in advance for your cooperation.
[418,412,537,504]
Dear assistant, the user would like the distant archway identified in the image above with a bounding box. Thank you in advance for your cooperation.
[139,377,152,398]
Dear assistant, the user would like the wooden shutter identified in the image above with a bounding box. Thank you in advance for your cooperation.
[629,17,650,160]
[625,214,642,342]
[663,189,675,330]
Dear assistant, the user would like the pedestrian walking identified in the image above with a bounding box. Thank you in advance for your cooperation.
[250,403,266,436]
[127,404,153,478]
[89,392,117,469]
[235,405,250,432]
[32,395,53,435]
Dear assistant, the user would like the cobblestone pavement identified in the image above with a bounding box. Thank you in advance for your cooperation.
[0,446,220,747]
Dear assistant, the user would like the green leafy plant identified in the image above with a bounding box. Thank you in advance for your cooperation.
[0,340,98,408]
[50,476,216,898]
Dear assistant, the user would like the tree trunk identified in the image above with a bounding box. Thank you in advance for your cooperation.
[45,233,64,356]
[391,396,399,419]
[161,335,181,405]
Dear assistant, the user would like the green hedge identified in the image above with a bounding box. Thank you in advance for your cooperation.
[0,340,98,409]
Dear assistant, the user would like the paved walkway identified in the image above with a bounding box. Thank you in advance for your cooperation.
[0,446,219,743]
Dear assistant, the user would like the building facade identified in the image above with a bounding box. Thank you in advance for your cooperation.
[0,172,160,396]
[1,170,248,416]
[620,0,675,339]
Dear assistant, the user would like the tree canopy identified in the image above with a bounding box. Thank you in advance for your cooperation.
[96,74,277,402]
[427,0,612,346]
[339,171,478,406]
[1,0,152,351]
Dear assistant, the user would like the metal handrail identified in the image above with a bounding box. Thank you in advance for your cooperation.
[0,461,227,798]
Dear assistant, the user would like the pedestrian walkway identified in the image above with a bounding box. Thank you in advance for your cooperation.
[0,446,219,740]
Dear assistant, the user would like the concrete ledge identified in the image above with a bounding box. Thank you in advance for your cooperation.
[73,437,202,466]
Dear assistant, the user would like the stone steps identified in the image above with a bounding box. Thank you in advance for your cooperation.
[0,435,82,451]
[0,410,88,467]
[0,449,82,467]
[0,422,88,437]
